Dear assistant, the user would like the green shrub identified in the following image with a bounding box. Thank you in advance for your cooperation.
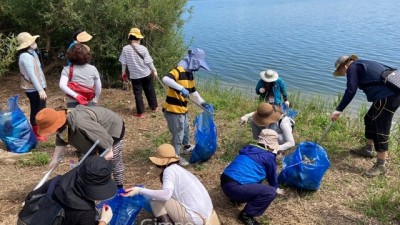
[0,33,17,78]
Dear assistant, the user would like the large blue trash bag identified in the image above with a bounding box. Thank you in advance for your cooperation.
[96,188,145,225]
[189,104,218,164]
[0,95,37,153]
[281,103,298,119]
[278,141,330,191]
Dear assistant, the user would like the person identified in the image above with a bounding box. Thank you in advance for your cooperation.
[240,102,295,152]
[35,106,125,188]
[60,43,101,108]
[161,48,212,166]
[23,156,116,225]
[66,30,92,65]
[331,55,400,177]
[122,143,220,225]
[255,69,289,107]
[220,129,283,225]
[119,27,158,118]
[16,32,48,142]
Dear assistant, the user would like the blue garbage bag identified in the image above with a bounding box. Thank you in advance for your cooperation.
[281,103,298,118]
[96,188,145,225]
[189,105,218,164]
[0,95,37,153]
[278,141,330,191]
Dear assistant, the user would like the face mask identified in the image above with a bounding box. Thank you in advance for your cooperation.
[30,43,38,50]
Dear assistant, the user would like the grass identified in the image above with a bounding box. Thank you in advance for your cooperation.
[17,151,50,167]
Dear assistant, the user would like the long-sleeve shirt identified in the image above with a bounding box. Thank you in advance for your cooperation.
[18,50,47,92]
[119,43,156,79]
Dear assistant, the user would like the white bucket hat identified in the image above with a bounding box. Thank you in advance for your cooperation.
[16,32,39,50]
[260,69,279,82]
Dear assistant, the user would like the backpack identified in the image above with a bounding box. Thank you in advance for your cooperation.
[278,114,295,130]
[18,176,65,225]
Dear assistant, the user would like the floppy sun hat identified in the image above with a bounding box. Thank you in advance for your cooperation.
[78,156,117,201]
[76,31,92,43]
[252,103,282,126]
[16,32,39,50]
[35,108,67,136]
[149,144,180,166]
[128,28,144,39]
[260,69,279,82]
[333,55,358,76]
[257,129,279,152]
[178,48,211,71]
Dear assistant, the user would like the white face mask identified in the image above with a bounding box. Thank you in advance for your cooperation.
[30,43,38,50]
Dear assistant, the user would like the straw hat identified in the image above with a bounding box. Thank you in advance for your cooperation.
[260,69,279,82]
[252,103,282,126]
[128,28,144,39]
[35,108,67,136]
[149,144,180,166]
[257,129,279,152]
[333,55,358,76]
[76,31,92,43]
[16,32,39,50]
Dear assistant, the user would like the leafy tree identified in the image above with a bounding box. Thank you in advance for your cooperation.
[0,33,18,78]
[0,0,191,86]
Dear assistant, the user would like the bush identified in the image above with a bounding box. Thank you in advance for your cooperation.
[0,33,17,78]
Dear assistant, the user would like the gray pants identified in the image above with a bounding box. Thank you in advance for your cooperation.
[163,111,190,155]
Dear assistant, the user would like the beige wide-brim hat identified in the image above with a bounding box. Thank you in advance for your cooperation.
[16,32,39,50]
[76,31,92,43]
[260,69,279,82]
[257,129,279,152]
[333,55,358,76]
[252,103,282,126]
[128,28,144,39]
[35,108,67,136]
[149,144,180,166]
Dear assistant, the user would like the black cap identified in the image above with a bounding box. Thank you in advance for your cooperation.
[78,156,117,201]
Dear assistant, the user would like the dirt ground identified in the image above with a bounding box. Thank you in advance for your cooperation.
[0,73,394,225]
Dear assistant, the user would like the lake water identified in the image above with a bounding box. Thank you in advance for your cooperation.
[183,0,400,113]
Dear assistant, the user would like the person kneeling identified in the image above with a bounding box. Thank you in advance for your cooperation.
[220,129,284,225]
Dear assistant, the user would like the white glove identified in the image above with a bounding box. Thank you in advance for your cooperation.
[284,101,290,107]
[49,158,60,170]
[240,116,248,125]
[259,88,266,94]
[276,188,285,195]
[39,90,47,100]
[104,148,114,160]
[121,187,141,197]
[330,110,342,121]
[99,205,113,224]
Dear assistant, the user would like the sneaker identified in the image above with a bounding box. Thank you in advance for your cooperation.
[134,114,144,118]
[349,147,375,158]
[238,211,260,225]
[182,144,195,155]
[179,157,190,166]
[364,164,386,178]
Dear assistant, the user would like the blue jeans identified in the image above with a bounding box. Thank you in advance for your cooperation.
[163,111,189,155]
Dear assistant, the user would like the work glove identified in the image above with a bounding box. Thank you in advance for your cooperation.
[75,94,88,105]
[121,186,141,197]
[259,87,266,94]
[152,71,158,80]
[330,110,342,121]
[240,116,248,125]
[179,88,190,98]
[39,90,47,100]
[99,204,113,224]
[121,72,128,81]
[276,188,285,195]
[284,101,290,107]
[49,158,60,170]
[201,102,211,109]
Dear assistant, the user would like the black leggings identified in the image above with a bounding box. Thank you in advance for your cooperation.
[26,91,46,126]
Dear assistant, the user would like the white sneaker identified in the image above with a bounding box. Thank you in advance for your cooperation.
[179,157,190,166]
[182,145,195,155]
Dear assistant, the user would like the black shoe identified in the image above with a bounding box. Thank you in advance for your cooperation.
[238,211,260,225]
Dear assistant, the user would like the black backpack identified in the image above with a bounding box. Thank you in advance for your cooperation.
[278,114,295,130]
[18,176,65,225]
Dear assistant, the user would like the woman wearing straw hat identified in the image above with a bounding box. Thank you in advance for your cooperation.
[220,129,284,225]
[255,69,289,108]
[35,106,125,188]
[122,143,220,225]
[16,32,48,142]
[240,102,295,152]
[66,30,92,66]
[331,55,400,177]
[21,156,116,225]
[119,27,158,118]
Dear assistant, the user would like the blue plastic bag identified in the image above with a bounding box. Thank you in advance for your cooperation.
[96,189,145,225]
[189,105,218,164]
[0,95,37,153]
[278,141,330,191]
[281,103,298,119]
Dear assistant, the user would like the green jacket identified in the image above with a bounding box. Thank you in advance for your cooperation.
[56,105,123,155]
